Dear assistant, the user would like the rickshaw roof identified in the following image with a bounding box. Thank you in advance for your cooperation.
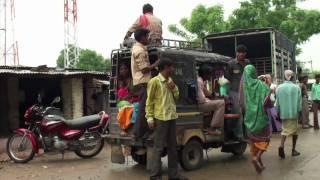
[158,48,231,65]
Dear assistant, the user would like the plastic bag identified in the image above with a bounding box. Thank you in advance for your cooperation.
[217,76,230,86]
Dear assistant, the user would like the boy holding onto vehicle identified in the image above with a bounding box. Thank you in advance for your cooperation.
[225,45,250,140]
[146,59,187,180]
[131,28,160,138]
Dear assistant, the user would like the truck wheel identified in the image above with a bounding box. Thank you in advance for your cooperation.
[179,140,203,171]
[131,149,147,165]
[231,142,247,156]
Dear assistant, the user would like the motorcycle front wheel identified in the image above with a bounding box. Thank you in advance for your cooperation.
[74,137,104,159]
[7,133,35,163]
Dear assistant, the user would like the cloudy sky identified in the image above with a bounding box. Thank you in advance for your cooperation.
[2,0,320,70]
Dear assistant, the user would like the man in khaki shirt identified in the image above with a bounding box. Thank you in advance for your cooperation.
[124,4,163,46]
[132,29,160,138]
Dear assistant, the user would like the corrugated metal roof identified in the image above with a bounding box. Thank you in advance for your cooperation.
[0,66,109,79]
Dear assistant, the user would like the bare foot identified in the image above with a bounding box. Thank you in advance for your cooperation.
[252,158,262,174]
[120,130,128,136]
[258,159,265,171]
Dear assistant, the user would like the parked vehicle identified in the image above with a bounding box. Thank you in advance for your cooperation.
[6,97,110,163]
[106,40,247,171]
[205,27,296,83]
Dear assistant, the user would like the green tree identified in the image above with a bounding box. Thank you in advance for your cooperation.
[57,46,111,72]
[168,4,226,40]
[169,0,320,50]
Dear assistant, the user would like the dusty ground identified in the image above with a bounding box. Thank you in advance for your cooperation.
[1,120,320,180]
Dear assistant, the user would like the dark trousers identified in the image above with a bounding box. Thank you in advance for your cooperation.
[313,100,320,128]
[134,83,149,138]
[151,120,178,178]
[228,91,243,139]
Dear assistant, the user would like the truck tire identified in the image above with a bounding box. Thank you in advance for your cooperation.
[131,148,147,165]
[179,140,203,171]
[231,142,247,156]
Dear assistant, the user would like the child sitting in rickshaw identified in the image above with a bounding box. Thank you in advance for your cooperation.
[117,63,139,136]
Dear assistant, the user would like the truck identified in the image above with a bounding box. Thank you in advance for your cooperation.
[204,27,296,83]
[106,39,247,171]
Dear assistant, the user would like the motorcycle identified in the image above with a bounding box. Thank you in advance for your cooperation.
[6,97,110,163]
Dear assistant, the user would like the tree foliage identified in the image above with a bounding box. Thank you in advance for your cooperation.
[57,46,111,72]
[169,4,226,40]
[169,0,320,47]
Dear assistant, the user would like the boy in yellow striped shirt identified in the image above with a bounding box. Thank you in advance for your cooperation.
[146,58,187,180]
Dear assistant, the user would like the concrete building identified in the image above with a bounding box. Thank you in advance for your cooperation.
[0,66,109,136]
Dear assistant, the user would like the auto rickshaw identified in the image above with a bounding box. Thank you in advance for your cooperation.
[106,39,247,171]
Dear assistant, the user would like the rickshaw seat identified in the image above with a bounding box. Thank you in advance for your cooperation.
[203,112,212,116]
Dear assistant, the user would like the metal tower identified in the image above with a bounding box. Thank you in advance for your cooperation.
[64,0,79,68]
[0,0,19,66]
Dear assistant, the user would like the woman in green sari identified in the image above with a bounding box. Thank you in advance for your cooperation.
[241,65,271,173]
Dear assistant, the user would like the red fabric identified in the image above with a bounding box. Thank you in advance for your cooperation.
[139,14,149,28]
[118,87,139,103]
[118,88,129,99]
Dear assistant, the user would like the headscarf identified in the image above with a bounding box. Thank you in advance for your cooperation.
[243,65,270,133]
[284,70,294,81]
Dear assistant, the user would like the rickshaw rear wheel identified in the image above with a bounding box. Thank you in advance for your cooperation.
[131,148,147,165]
[231,142,247,156]
[179,139,204,171]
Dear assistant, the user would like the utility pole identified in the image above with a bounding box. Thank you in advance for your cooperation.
[64,0,79,68]
[0,0,19,66]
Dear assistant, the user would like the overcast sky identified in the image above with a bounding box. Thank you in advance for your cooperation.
[4,0,320,70]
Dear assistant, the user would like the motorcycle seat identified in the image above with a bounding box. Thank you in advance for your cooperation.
[63,114,101,129]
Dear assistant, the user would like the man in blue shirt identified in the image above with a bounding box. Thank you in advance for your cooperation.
[276,70,302,159]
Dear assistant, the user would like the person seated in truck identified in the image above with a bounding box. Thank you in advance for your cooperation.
[117,63,138,108]
[117,63,139,136]
[124,3,163,46]
[197,65,225,135]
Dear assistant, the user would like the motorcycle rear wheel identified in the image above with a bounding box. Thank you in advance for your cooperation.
[7,133,35,163]
[74,138,104,158]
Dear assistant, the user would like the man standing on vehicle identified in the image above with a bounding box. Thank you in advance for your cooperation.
[226,45,250,139]
[124,3,162,46]
[197,65,225,135]
[146,58,187,180]
[277,70,302,159]
[131,28,160,138]
[311,74,320,130]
